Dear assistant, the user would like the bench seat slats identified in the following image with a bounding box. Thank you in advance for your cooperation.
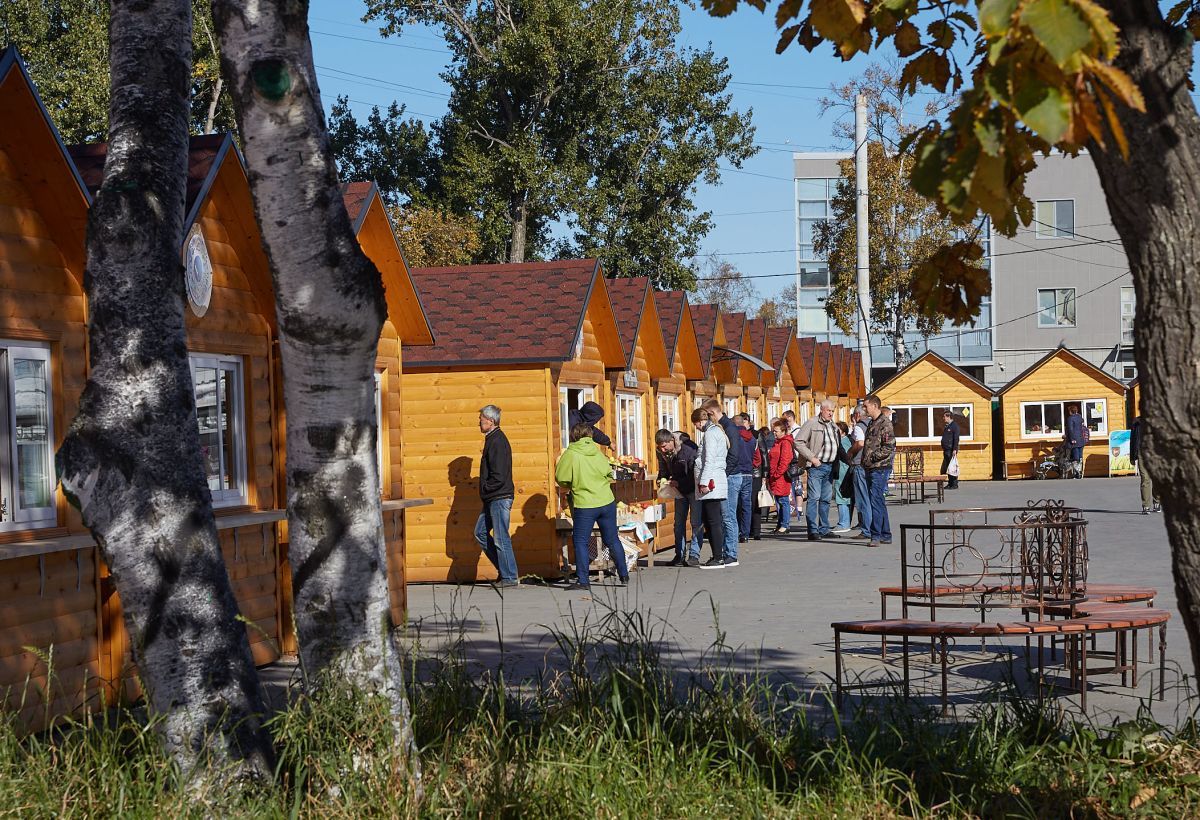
[833,609,1170,638]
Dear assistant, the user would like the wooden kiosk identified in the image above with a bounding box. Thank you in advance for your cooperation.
[687,304,729,411]
[744,318,771,429]
[402,260,626,581]
[874,351,996,481]
[718,311,751,417]
[998,346,1127,479]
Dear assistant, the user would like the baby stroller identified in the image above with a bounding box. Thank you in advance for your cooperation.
[1033,442,1070,480]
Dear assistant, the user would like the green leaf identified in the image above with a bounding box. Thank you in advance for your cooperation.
[1020,0,1093,66]
[973,117,1003,156]
[1015,84,1071,143]
[978,0,1019,37]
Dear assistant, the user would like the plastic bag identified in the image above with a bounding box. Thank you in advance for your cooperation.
[657,483,683,500]
[757,485,774,508]
[948,455,960,477]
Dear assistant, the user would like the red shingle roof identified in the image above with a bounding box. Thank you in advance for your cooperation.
[654,291,686,363]
[691,304,720,377]
[341,181,375,230]
[747,317,767,361]
[767,326,793,369]
[606,277,649,367]
[405,259,602,367]
[796,336,817,371]
[721,312,746,350]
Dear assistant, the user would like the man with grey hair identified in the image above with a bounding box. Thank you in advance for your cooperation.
[793,399,842,541]
[475,404,518,587]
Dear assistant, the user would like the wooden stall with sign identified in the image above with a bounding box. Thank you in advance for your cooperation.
[687,304,728,413]
[744,318,771,429]
[402,260,626,582]
[718,312,751,417]
[874,351,995,481]
[998,346,1127,479]
[765,326,805,421]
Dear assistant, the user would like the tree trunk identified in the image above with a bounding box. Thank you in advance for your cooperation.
[211,0,418,770]
[56,0,272,779]
[1090,0,1200,676]
[509,199,527,263]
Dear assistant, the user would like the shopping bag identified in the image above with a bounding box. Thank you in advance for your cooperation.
[657,483,683,500]
[757,485,774,508]
[948,455,960,477]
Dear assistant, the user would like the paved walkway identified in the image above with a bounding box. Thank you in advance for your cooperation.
[403,478,1194,723]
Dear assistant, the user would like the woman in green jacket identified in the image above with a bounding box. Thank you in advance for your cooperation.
[555,422,630,590]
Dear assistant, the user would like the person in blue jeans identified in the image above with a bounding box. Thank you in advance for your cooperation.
[703,399,743,567]
[793,399,841,540]
[556,424,629,589]
[861,394,896,548]
[847,405,872,539]
[655,429,701,566]
[474,405,519,587]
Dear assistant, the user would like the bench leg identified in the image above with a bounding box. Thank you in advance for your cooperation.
[1159,623,1167,701]
[834,630,843,707]
[880,592,888,661]
[1080,636,1088,712]
[940,635,949,717]
[902,636,911,699]
[1132,628,1139,687]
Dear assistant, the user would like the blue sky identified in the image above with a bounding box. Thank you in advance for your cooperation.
[307,1,916,298]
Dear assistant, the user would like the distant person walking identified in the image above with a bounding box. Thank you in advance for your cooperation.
[767,418,795,534]
[475,404,518,587]
[862,394,896,548]
[848,405,872,539]
[1065,404,1086,479]
[694,406,730,568]
[940,410,961,490]
[1131,415,1160,514]
[702,399,743,567]
[794,399,842,541]
[555,423,629,590]
[655,429,701,566]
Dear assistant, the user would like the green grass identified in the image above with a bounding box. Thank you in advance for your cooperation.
[2,606,1200,818]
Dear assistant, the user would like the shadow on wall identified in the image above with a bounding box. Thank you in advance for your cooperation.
[447,455,482,583]
[514,493,551,574]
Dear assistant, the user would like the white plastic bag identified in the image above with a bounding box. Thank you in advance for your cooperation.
[657,483,683,500]
[948,455,960,477]
[757,485,774,508]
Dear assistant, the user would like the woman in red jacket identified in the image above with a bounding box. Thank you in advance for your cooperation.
[767,418,795,534]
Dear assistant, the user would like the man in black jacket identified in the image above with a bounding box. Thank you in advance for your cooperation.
[475,404,518,587]
[940,410,961,490]
[655,429,701,567]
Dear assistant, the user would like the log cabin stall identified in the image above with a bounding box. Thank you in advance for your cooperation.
[70,132,291,695]
[998,346,1127,479]
[340,182,435,627]
[717,311,751,418]
[873,351,996,481]
[651,290,704,550]
[402,260,625,582]
[744,318,771,430]
[0,48,96,729]
[794,337,818,422]
[829,344,848,420]
[764,325,802,421]
[687,304,729,413]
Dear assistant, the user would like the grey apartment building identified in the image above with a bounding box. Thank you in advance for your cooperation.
[792,151,1133,389]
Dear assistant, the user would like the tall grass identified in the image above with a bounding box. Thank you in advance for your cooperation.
[1,602,1199,817]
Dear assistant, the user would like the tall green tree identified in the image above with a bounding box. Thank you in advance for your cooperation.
[362,0,755,281]
[328,95,434,206]
[704,0,1200,678]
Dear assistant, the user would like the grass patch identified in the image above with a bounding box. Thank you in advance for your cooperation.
[2,605,1199,817]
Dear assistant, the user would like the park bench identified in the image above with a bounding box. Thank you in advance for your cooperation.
[889,448,946,504]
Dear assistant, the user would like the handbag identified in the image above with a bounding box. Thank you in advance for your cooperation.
[948,455,960,477]
[757,485,775,508]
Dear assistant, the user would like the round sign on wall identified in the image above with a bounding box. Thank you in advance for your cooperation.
[183,224,213,318]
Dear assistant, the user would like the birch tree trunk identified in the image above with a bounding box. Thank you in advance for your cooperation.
[56,0,272,780]
[1090,0,1200,676]
[211,1,417,768]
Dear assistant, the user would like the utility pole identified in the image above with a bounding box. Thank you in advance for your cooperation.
[854,92,873,388]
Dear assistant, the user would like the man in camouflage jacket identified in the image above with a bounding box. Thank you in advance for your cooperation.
[862,395,895,547]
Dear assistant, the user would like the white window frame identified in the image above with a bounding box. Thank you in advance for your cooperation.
[615,392,644,459]
[189,353,248,506]
[1037,287,1077,328]
[1120,286,1136,346]
[1035,199,1074,239]
[767,401,780,421]
[559,385,596,448]
[0,343,55,531]
[724,397,739,418]
[800,403,811,423]
[747,401,759,429]
[657,394,679,432]
[1019,398,1108,440]
[891,403,975,443]
[783,401,794,415]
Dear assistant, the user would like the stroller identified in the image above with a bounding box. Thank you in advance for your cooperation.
[1033,441,1071,480]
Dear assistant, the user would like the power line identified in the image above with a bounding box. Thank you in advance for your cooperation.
[311,29,450,54]
[686,236,1128,263]
[315,65,450,100]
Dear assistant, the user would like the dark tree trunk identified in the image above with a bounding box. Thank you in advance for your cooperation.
[211,0,418,771]
[1091,0,1200,676]
[56,0,272,779]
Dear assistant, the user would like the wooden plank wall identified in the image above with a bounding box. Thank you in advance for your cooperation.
[379,328,407,622]
[1000,354,1126,479]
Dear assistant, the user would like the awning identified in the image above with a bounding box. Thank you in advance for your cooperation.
[712,345,773,371]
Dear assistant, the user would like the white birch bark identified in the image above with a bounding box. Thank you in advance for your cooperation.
[211,0,418,774]
[56,0,273,780]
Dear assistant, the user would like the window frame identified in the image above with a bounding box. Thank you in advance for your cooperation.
[559,385,596,449]
[189,352,248,507]
[615,392,644,460]
[0,343,56,531]
[724,397,739,418]
[1034,199,1075,239]
[890,403,975,443]
[747,401,759,429]
[657,393,679,432]
[1037,287,1077,328]
[767,401,780,421]
[1120,286,1136,346]
[1019,398,1108,440]
[374,370,386,494]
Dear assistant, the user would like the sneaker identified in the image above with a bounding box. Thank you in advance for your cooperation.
[739,536,748,544]
[564,581,591,591]
[1142,507,1151,515]
[823,532,841,539]
[498,580,520,589]
[879,539,893,545]
[616,576,629,586]
[858,531,871,539]
[807,533,819,542]
[1154,503,1162,512]
[723,558,740,568]
[665,556,687,567]
[699,558,726,570]
[868,540,881,548]
[686,556,701,568]
[774,527,789,534]
[832,527,852,534]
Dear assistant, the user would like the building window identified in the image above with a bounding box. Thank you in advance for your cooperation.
[190,353,247,506]
[724,397,739,418]
[783,401,794,415]
[0,343,55,531]
[1021,399,1107,439]
[800,403,811,423]
[1035,200,1074,238]
[559,385,595,448]
[1121,286,1135,346]
[693,395,704,409]
[748,401,759,428]
[891,404,974,442]
[657,394,678,432]
[1037,287,1076,327]
[1122,365,1137,380]
[616,393,643,459]
[767,401,780,421]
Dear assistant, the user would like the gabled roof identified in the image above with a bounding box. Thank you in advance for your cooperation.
[405,259,625,368]
[829,345,845,395]
[0,46,91,279]
[796,336,817,389]
[746,318,770,385]
[341,181,434,345]
[851,351,865,397]
[690,304,725,379]
[766,326,793,372]
[810,342,829,393]
[872,350,994,398]
[998,345,1127,396]
[605,277,670,377]
[655,291,704,381]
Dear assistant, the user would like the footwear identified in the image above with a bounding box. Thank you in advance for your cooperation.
[1154,503,1162,512]
[686,556,700,567]
[774,527,789,534]
[723,558,739,568]
[879,539,893,545]
[665,556,687,567]
[823,532,841,539]
[869,540,881,548]
[699,557,726,569]
[616,576,629,586]
[564,581,591,591]
[858,531,871,539]
[807,533,819,542]
[832,527,852,534]
[1142,507,1151,515]
[499,579,519,589]
[739,536,748,544]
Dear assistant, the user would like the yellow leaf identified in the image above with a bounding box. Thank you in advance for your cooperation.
[1096,88,1131,159]
[1071,0,1121,59]
[775,0,804,28]
[1087,58,1146,112]
[894,20,922,57]
[1130,786,1156,810]
[808,0,868,46]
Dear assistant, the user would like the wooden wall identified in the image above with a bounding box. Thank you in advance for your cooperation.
[876,358,994,481]
[378,328,407,620]
[1000,353,1127,479]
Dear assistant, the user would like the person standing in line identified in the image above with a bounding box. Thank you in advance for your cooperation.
[862,394,896,548]
[556,424,629,590]
[702,399,743,568]
[847,405,872,539]
[655,429,701,566]
[693,406,729,568]
[1130,415,1160,514]
[748,422,770,539]
[793,399,842,541]
[832,421,853,533]
[881,405,896,496]
[475,404,519,588]
[734,413,758,542]
[1065,404,1086,479]
[940,410,961,490]
[767,418,795,534]
[782,409,805,520]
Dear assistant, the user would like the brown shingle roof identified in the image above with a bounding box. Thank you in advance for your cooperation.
[341,181,375,232]
[654,291,686,363]
[405,259,603,367]
[606,277,649,367]
[691,304,720,377]
[796,336,817,371]
[721,312,746,350]
[767,326,793,369]
[747,317,767,360]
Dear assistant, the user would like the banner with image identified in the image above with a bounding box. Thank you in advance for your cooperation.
[1108,429,1135,476]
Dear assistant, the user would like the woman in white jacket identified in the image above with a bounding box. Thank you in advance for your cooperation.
[692,407,729,569]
